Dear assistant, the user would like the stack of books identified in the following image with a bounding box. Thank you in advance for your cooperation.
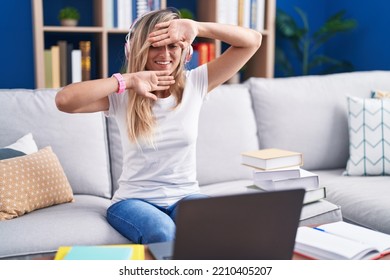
[242,148,326,204]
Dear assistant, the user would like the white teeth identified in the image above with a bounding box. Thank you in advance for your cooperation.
[156,61,170,65]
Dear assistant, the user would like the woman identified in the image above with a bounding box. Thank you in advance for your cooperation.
[56,8,261,244]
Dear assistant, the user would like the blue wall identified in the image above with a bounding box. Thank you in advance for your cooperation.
[0,0,35,88]
[1,0,389,89]
[325,0,390,71]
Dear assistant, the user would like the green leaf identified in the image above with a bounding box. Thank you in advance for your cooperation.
[275,47,295,76]
[313,10,357,45]
[276,9,306,39]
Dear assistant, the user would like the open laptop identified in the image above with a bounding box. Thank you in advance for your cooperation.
[148,188,305,260]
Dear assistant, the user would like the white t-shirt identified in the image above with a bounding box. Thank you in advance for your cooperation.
[107,64,208,207]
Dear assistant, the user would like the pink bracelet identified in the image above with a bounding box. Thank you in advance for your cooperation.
[112,73,126,94]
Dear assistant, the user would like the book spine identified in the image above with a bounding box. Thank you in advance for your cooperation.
[106,0,114,29]
[238,0,244,26]
[79,41,91,81]
[71,49,82,83]
[196,43,209,66]
[256,0,265,31]
[58,40,68,87]
[44,49,52,88]
[66,43,74,85]
[51,45,60,88]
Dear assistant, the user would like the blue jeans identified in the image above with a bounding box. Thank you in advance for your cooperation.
[106,193,209,244]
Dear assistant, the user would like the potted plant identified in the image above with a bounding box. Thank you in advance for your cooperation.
[58,7,80,27]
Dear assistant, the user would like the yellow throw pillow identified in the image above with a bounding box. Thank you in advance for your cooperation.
[0,146,74,220]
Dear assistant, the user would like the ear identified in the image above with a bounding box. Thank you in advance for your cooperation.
[185,45,193,64]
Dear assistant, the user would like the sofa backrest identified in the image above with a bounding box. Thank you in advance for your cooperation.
[247,70,390,170]
[0,89,112,198]
[197,84,259,185]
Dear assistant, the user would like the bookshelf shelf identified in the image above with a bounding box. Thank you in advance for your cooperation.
[32,0,274,88]
[197,0,275,79]
[43,26,104,33]
[32,0,167,89]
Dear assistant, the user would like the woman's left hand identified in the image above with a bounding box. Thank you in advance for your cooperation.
[148,19,198,50]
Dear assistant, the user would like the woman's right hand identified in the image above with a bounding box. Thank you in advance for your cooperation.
[126,71,175,101]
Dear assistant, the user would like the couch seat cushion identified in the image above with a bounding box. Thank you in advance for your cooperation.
[315,169,390,234]
[0,195,129,259]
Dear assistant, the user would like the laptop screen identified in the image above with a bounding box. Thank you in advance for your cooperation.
[171,189,305,260]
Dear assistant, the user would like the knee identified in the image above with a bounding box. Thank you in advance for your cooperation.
[144,221,176,244]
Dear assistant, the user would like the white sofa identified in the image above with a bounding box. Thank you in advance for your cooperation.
[0,70,389,259]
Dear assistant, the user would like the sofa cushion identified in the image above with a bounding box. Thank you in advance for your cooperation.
[0,147,74,220]
[0,195,129,259]
[196,84,259,185]
[345,97,390,175]
[247,71,390,170]
[315,169,390,235]
[0,89,111,198]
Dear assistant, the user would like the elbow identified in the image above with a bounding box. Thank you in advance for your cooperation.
[55,90,74,113]
[254,31,262,50]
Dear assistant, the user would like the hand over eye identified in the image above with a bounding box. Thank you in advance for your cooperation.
[131,71,175,101]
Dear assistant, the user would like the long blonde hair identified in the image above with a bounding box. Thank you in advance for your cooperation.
[124,8,188,145]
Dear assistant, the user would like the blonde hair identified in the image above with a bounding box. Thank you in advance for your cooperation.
[124,8,188,145]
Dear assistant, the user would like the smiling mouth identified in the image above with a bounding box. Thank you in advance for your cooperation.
[155,61,171,65]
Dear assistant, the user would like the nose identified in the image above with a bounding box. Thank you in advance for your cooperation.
[157,46,169,56]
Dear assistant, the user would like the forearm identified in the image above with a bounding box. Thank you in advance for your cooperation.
[56,71,173,113]
[55,76,120,113]
[196,22,262,49]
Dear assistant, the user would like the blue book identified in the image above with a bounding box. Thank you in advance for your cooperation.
[64,246,133,260]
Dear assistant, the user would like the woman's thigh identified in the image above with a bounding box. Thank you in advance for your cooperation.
[168,193,210,222]
[106,199,176,244]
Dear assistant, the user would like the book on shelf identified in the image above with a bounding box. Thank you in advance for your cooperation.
[252,0,265,31]
[295,221,390,260]
[241,148,303,170]
[44,49,52,88]
[50,45,60,88]
[66,43,74,85]
[254,168,319,191]
[217,0,238,26]
[109,0,162,29]
[58,40,68,87]
[54,244,145,260]
[71,49,82,83]
[79,41,91,81]
[193,42,215,66]
[247,185,326,205]
[238,0,251,28]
